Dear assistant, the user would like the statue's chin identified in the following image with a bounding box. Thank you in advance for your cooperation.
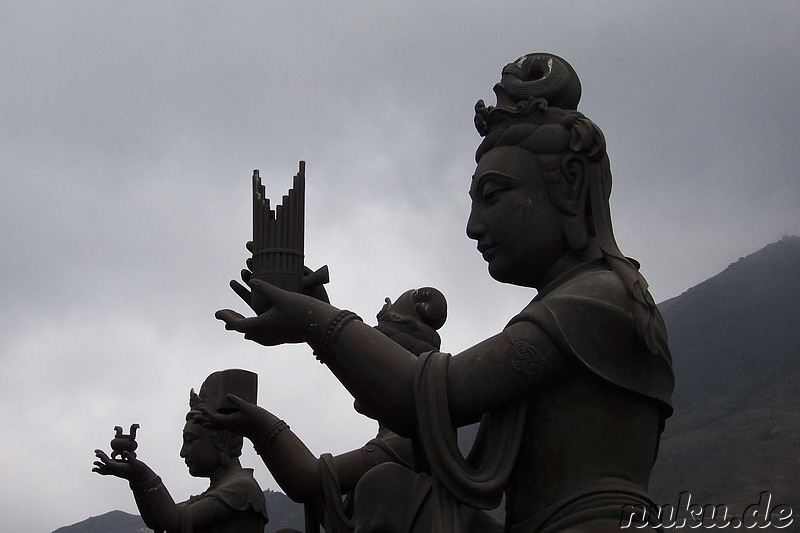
[487,260,520,286]
[186,464,212,478]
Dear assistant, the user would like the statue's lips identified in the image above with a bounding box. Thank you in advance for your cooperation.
[477,242,498,260]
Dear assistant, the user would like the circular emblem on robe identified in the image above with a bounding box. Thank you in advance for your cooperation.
[511,341,542,379]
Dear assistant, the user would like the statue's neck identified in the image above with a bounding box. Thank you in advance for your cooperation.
[536,239,602,291]
[209,457,241,487]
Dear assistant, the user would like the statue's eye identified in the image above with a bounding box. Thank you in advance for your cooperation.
[474,171,519,204]
[482,183,508,204]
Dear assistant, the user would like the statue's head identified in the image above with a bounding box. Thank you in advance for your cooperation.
[375,287,447,354]
[181,415,240,478]
[180,371,255,477]
[468,53,610,288]
[470,53,662,354]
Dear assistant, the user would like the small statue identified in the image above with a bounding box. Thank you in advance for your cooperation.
[110,424,139,459]
[93,370,268,532]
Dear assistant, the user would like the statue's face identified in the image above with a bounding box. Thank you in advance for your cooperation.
[180,422,220,478]
[467,146,566,288]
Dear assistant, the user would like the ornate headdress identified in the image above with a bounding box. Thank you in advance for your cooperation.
[475,53,580,134]
[186,369,258,459]
[474,53,608,168]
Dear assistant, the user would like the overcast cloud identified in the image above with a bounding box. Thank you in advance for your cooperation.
[1,2,798,531]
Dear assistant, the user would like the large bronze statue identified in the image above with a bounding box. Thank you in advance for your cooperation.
[217,53,674,532]
[93,370,269,532]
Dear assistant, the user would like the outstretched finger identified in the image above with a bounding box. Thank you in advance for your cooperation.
[215,309,247,330]
[248,279,284,300]
[230,279,251,305]
[95,449,111,462]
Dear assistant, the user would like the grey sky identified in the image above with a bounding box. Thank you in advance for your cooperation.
[1,2,798,531]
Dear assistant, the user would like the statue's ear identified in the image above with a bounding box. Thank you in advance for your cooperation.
[560,153,588,212]
[558,154,590,251]
[547,154,587,215]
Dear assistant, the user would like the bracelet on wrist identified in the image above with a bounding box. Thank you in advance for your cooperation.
[131,475,162,493]
[313,310,362,363]
[253,420,289,455]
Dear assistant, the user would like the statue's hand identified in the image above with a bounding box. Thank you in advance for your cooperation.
[216,280,336,346]
[229,241,330,311]
[93,449,154,483]
[198,394,272,440]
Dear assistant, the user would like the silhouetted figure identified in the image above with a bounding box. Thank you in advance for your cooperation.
[94,371,268,532]
[217,53,673,532]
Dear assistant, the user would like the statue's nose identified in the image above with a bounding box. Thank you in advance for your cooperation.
[466,210,484,240]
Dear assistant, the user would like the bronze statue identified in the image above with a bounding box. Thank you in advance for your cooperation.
[216,53,674,532]
[93,370,269,532]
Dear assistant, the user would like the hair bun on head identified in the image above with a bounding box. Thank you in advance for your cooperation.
[494,53,582,112]
[475,53,583,139]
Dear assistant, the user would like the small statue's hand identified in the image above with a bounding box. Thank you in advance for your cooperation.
[199,394,271,440]
[217,280,335,346]
[93,449,153,483]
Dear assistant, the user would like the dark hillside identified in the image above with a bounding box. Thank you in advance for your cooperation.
[650,236,800,514]
[54,491,304,533]
[53,510,146,533]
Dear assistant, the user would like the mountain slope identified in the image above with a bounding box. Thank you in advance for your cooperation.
[54,491,304,533]
[650,236,800,514]
[53,510,146,533]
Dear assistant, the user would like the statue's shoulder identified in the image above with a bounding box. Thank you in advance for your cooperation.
[510,264,673,411]
[507,264,640,373]
[548,265,630,306]
[512,263,632,326]
[205,468,267,513]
